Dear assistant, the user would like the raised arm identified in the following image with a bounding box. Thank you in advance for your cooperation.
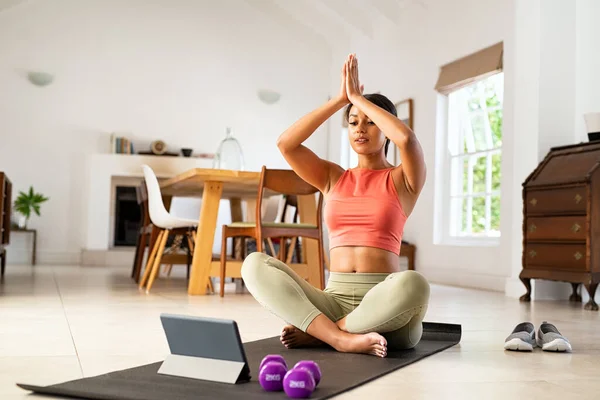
[346,54,426,196]
[277,62,353,193]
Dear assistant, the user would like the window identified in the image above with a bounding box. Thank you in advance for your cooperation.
[445,73,504,240]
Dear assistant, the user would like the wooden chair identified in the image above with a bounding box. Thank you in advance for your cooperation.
[280,194,330,269]
[131,183,155,283]
[138,165,215,294]
[400,240,416,271]
[219,166,325,297]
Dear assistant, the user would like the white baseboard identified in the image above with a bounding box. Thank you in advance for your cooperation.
[5,248,81,265]
[504,277,527,299]
[418,265,507,292]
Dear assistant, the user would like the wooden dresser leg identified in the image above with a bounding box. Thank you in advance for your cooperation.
[583,283,598,311]
[569,283,582,302]
[519,276,532,302]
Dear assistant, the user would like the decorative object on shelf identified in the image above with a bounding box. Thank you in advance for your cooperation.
[584,112,600,142]
[27,71,54,87]
[212,127,245,170]
[151,140,168,155]
[257,89,281,105]
[181,148,193,157]
[13,186,49,229]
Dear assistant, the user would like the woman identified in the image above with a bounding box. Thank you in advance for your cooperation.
[241,54,429,358]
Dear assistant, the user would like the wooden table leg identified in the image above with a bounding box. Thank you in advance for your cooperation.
[297,194,323,290]
[245,199,256,223]
[189,181,223,295]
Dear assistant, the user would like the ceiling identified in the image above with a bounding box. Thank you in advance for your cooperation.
[243,0,425,45]
[0,0,427,46]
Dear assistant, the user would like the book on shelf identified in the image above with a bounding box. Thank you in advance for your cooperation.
[110,134,134,154]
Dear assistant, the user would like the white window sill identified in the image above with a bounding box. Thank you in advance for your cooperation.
[436,236,501,247]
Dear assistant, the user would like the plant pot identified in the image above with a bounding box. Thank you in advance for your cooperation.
[181,148,193,157]
[17,215,27,229]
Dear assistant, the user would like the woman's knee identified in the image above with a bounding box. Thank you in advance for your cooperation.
[388,270,430,303]
[240,251,270,282]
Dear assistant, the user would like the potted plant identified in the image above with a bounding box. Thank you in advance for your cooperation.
[13,186,49,229]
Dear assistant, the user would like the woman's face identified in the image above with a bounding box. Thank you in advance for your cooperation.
[347,106,386,155]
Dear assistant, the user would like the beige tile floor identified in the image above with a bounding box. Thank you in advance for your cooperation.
[1,264,599,399]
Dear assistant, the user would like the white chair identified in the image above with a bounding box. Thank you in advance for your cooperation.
[138,165,214,294]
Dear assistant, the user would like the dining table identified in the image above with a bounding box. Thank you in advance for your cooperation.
[159,168,323,295]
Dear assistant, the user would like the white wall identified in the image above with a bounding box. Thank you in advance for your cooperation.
[505,0,540,298]
[575,0,600,142]
[0,0,332,264]
[329,0,516,291]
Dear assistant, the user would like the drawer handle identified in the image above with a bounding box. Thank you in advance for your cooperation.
[571,223,581,233]
[574,194,582,204]
[574,251,583,261]
[529,198,538,206]
[528,224,537,233]
[529,250,537,258]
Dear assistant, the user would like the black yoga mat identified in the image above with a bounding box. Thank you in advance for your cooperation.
[17,322,461,400]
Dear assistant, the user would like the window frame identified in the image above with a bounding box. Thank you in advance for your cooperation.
[434,73,504,247]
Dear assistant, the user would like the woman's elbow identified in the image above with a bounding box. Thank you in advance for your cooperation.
[276,135,292,154]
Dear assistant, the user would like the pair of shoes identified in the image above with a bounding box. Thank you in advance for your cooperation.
[504,321,572,352]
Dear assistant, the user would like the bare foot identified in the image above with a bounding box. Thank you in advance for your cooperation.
[280,325,324,349]
[334,317,387,357]
[336,331,388,358]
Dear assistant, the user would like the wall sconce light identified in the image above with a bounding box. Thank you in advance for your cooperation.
[257,89,281,105]
[27,71,54,87]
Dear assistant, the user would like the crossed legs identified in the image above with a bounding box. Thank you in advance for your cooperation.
[241,252,430,357]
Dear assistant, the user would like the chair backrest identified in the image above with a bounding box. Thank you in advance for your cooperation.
[255,166,323,227]
[260,167,320,196]
[141,165,172,228]
[281,195,299,223]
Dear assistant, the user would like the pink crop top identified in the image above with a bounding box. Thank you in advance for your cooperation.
[324,168,407,255]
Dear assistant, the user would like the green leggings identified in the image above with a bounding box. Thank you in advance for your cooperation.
[241,252,430,350]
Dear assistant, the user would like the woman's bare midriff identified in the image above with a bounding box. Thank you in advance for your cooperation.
[329,246,400,273]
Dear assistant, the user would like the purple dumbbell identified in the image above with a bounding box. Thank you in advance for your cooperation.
[283,367,316,398]
[293,360,321,387]
[259,354,287,371]
[259,361,287,392]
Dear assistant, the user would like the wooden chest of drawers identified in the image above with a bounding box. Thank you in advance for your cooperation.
[520,142,600,310]
[0,172,12,277]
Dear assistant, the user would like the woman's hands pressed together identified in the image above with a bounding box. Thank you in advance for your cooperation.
[345,54,364,104]
[336,54,364,106]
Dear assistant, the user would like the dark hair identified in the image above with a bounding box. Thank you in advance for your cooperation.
[344,93,397,156]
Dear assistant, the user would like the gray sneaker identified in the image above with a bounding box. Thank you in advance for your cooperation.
[504,322,536,351]
[537,321,572,352]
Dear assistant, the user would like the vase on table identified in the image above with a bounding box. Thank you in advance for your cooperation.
[212,127,245,171]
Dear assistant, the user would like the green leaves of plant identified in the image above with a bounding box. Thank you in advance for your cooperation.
[14,186,49,219]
